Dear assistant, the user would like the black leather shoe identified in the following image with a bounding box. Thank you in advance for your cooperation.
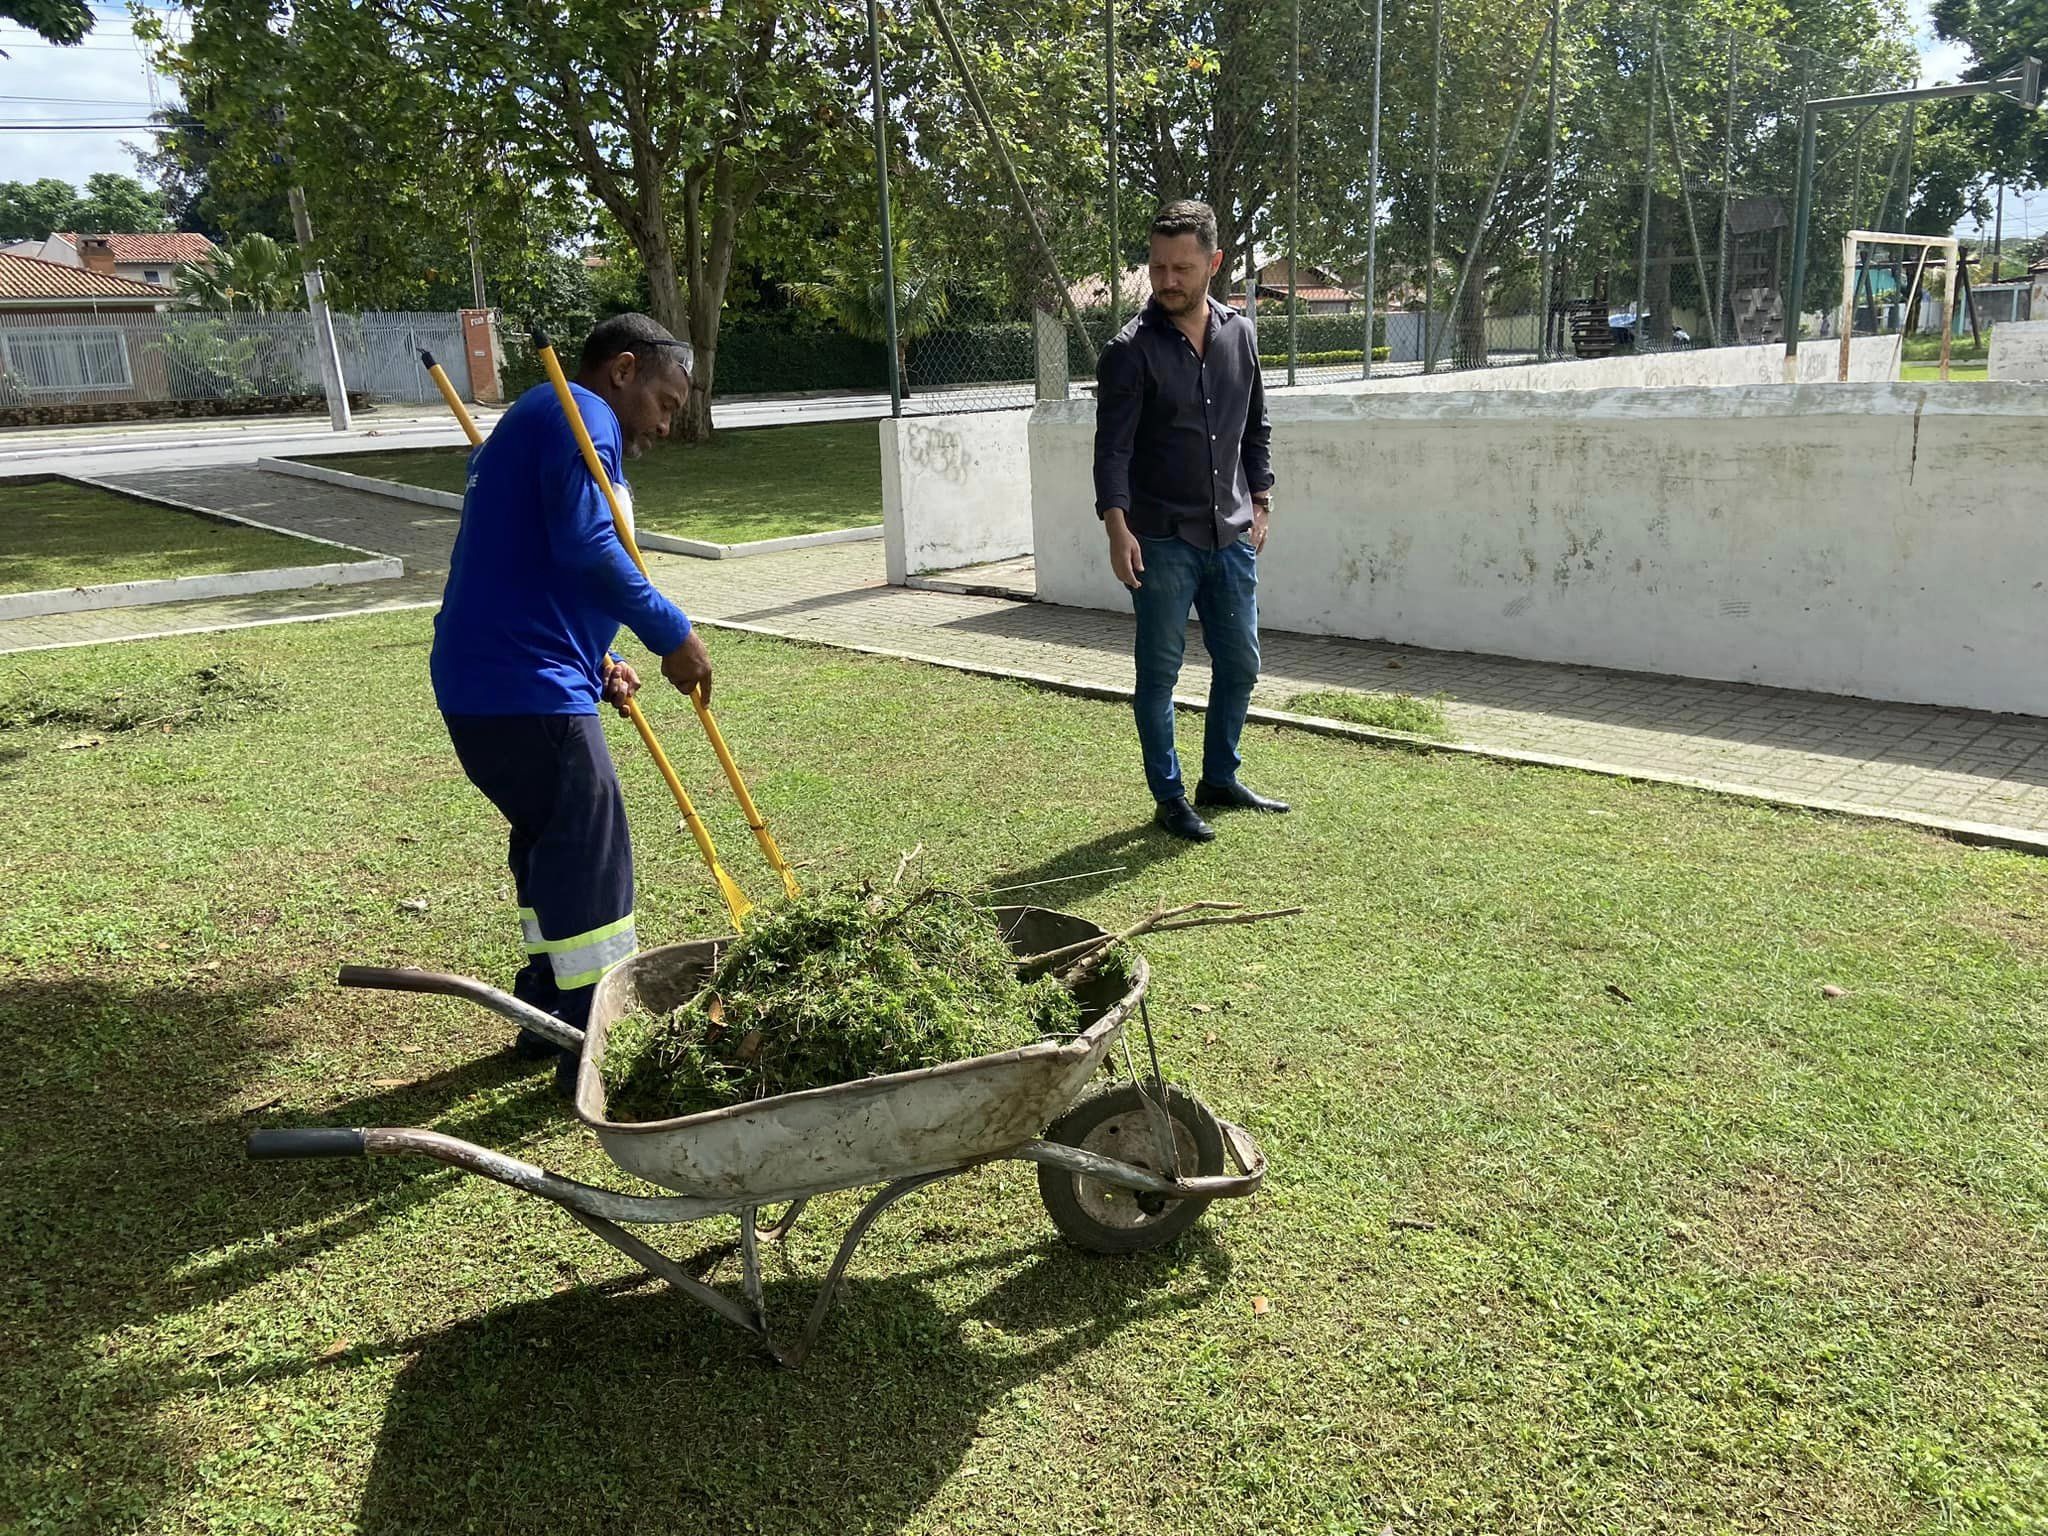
[1195,779,1291,813]
[1154,797,1217,842]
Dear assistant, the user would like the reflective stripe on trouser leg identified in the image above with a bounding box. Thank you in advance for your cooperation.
[518,906,545,954]
[542,914,638,991]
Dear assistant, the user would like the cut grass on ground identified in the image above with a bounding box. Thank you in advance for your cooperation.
[1289,687,1452,740]
[0,479,340,597]
[299,418,882,545]
[2,614,2046,1534]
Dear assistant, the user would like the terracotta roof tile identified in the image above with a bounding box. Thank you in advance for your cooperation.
[56,232,217,265]
[0,252,178,302]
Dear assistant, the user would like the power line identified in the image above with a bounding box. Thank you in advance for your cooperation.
[0,122,167,131]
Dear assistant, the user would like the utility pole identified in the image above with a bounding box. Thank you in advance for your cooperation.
[288,186,351,433]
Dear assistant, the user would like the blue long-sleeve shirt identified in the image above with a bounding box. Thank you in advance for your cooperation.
[430,381,692,716]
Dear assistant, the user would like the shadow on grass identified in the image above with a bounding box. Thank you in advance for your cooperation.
[0,972,563,1530]
[356,1230,1230,1535]
[984,819,1202,908]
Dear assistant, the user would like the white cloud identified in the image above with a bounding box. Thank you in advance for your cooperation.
[1,7,181,191]
[1910,0,1977,84]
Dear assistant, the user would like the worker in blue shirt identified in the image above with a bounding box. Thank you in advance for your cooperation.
[430,312,712,1090]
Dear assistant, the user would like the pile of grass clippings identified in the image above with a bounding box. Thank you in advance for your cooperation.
[599,885,1114,1123]
[0,659,283,736]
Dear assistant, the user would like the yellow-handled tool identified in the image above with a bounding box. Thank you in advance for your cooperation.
[419,349,481,445]
[532,332,800,901]
[531,333,765,928]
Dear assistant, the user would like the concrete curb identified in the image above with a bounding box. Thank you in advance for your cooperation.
[260,455,881,560]
[0,555,405,620]
[259,456,465,510]
[689,616,2048,858]
[639,524,884,560]
[65,472,402,563]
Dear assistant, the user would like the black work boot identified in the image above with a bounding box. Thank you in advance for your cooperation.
[1195,779,1291,814]
[1154,797,1217,842]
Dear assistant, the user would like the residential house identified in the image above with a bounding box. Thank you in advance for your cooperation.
[1,231,218,291]
[0,251,180,399]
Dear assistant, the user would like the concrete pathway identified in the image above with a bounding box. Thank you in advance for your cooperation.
[9,463,2048,850]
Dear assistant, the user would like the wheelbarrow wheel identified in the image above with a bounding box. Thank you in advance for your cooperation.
[1037,1081,1226,1255]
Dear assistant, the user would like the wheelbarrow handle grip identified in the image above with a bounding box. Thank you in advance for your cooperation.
[248,1127,367,1160]
[336,965,584,1053]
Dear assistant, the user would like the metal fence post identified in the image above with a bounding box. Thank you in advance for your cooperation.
[1718,31,1737,342]
[866,0,902,417]
[1636,8,1657,343]
[1537,0,1560,360]
[1287,0,1300,385]
[1657,36,1717,344]
[1362,0,1384,377]
[1106,0,1120,337]
[1424,0,1442,372]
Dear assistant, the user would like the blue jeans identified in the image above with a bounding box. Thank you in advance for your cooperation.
[1129,534,1261,804]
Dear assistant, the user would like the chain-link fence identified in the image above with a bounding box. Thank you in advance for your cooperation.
[863,0,1952,415]
[0,309,468,411]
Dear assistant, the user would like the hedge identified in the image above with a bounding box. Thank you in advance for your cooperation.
[500,325,890,400]
[1259,348,1392,368]
[499,307,1389,400]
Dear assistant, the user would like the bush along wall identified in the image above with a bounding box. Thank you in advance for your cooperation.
[499,322,890,402]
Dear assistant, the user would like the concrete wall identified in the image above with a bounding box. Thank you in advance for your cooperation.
[1032,382,2048,717]
[881,410,1033,582]
[1333,335,1897,394]
[1989,319,2048,381]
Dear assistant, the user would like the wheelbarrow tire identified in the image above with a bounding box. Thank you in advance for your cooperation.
[1037,1081,1226,1256]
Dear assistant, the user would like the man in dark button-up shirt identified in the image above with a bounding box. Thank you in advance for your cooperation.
[1094,198,1288,842]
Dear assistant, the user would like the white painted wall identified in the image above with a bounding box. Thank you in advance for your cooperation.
[1032,382,2048,717]
[880,410,1033,582]
[1329,335,1898,394]
[1989,320,2048,381]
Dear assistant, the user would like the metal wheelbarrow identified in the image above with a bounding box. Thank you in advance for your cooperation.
[248,907,1267,1366]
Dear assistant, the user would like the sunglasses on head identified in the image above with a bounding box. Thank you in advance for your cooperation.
[645,338,695,378]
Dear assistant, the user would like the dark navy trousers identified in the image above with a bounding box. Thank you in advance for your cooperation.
[443,713,637,1035]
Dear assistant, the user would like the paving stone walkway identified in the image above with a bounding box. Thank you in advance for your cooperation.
[10,464,2048,849]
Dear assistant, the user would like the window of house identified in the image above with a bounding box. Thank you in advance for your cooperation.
[1,327,134,391]
[144,270,161,285]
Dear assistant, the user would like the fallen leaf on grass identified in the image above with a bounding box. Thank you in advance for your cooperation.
[59,736,103,751]
[396,1045,423,1055]
[315,1338,352,1363]
[1821,984,1847,999]
[238,1092,285,1116]
[1190,1003,1212,1015]
[397,897,430,914]
[1251,1296,1272,1317]
[368,1078,408,1090]
[396,833,420,845]
[1604,983,1634,1004]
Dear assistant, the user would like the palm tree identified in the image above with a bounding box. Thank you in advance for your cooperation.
[176,233,303,313]
[786,243,949,393]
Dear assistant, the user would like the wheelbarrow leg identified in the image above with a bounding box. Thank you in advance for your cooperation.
[739,1208,767,1322]
[783,1168,959,1369]
[564,1208,785,1362]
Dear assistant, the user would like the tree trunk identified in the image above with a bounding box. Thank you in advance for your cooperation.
[1456,268,1488,367]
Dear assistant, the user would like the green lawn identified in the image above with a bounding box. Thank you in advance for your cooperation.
[1900,361,1990,382]
[299,418,883,546]
[3,614,2046,1534]
[0,480,341,597]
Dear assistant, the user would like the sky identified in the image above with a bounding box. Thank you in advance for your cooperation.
[3,0,2036,241]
